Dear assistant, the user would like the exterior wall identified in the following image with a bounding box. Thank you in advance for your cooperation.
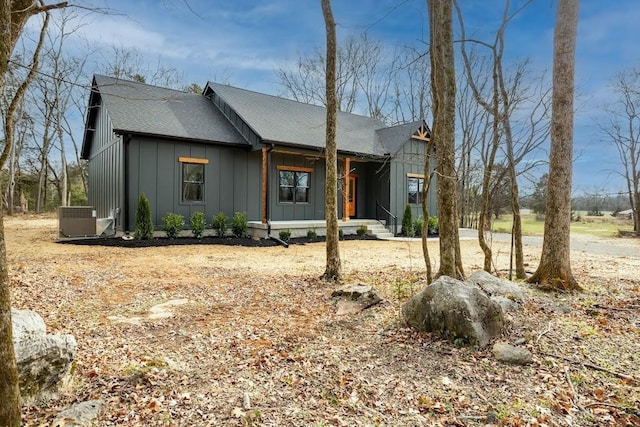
[86,101,125,228]
[364,161,390,219]
[268,152,326,221]
[389,138,438,229]
[126,136,259,230]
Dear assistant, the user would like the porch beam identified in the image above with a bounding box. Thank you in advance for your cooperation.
[261,147,268,224]
[342,157,350,221]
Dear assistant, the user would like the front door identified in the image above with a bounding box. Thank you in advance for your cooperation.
[348,176,357,217]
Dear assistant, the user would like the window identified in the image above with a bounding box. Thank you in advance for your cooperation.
[181,161,205,203]
[408,176,425,204]
[278,167,311,204]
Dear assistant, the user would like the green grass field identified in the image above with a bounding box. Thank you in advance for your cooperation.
[491,213,634,237]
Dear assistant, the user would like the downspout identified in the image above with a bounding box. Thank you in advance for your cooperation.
[123,134,131,233]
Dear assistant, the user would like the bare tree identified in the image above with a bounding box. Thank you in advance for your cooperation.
[456,51,491,229]
[598,68,640,234]
[321,0,341,280]
[390,46,431,125]
[527,0,580,290]
[456,0,547,279]
[1,2,69,424]
[428,0,464,279]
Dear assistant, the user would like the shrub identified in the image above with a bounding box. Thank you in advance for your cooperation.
[428,216,439,235]
[279,229,291,242]
[134,193,153,240]
[338,228,344,239]
[356,224,367,236]
[401,204,414,237]
[413,217,424,237]
[232,211,248,237]
[191,211,207,239]
[212,212,228,237]
[162,213,185,238]
[306,229,317,239]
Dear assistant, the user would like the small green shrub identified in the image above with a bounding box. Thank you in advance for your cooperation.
[134,193,153,240]
[338,228,344,239]
[190,211,207,239]
[401,204,414,237]
[162,212,185,238]
[231,211,248,237]
[427,216,439,235]
[279,229,291,242]
[212,212,227,237]
[413,217,424,237]
[307,229,317,239]
[356,224,367,236]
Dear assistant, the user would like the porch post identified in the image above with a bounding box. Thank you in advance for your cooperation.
[261,147,268,224]
[342,157,350,221]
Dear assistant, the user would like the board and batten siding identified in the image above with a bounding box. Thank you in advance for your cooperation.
[86,101,125,228]
[269,152,326,221]
[389,138,437,229]
[126,136,259,230]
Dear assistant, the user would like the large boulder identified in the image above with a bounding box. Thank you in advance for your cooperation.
[401,276,504,347]
[466,270,527,303]
[12,309,77,400]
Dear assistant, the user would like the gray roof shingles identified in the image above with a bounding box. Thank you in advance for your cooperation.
[93,75,246,145]
[85,75,425,158]
[208,83,392,157]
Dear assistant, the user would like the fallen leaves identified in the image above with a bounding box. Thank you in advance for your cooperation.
[7,216,640,426]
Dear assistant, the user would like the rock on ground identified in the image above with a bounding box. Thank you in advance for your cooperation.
[401,276,504,347]
[52,399,104,427]
[331,284,382,315]
[466,270,527,302]
[12,309,77,400]
[492,341,534,365]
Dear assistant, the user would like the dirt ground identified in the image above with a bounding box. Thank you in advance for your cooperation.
[7,215,640,426]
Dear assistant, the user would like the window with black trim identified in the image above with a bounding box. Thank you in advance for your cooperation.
[182,163,205,202]
[279,169,310,203]
[408,176,424,204]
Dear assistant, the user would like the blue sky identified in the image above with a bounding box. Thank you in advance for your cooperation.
[61,0,640,195]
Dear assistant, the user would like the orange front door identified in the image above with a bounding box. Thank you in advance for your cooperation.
[348,176,357,217]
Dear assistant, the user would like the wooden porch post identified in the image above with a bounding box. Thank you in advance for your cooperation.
[261,147,268,224]
[342,157,350,221]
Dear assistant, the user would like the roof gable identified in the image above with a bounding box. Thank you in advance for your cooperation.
[374,120,432,155]
[84,75,246,149]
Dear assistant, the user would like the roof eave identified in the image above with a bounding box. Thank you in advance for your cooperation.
[114,129,251,148]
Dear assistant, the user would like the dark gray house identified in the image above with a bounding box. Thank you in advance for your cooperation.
[81,75,435,235]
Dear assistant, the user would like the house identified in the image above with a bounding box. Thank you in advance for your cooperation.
[81,75,436,236]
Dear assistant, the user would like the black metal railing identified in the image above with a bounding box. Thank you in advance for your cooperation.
[375,201,397,236]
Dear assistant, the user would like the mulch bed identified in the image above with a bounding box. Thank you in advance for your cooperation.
[58,234,379,248]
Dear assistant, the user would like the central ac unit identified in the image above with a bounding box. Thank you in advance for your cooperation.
[58,206,96,238]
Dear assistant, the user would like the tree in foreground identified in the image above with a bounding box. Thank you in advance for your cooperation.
[1,2,69,425]
[527,0,581,290]
[427,0,464,279]
[321,0,341,280]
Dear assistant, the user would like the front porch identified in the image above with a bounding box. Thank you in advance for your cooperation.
[247,219,393,239]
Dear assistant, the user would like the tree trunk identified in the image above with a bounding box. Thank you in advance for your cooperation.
[421,142,435,284]
[0,211,20,427]
[0,3,68,424]
[527,0,580,290]
[321,0,341,280]
[428,0,464,279]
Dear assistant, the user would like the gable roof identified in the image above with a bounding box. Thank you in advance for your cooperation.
[375,120,431,155]
[206,82,390,157]
[82,75,246,158]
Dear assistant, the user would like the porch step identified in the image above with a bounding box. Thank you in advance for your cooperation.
[367,223,394,239]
